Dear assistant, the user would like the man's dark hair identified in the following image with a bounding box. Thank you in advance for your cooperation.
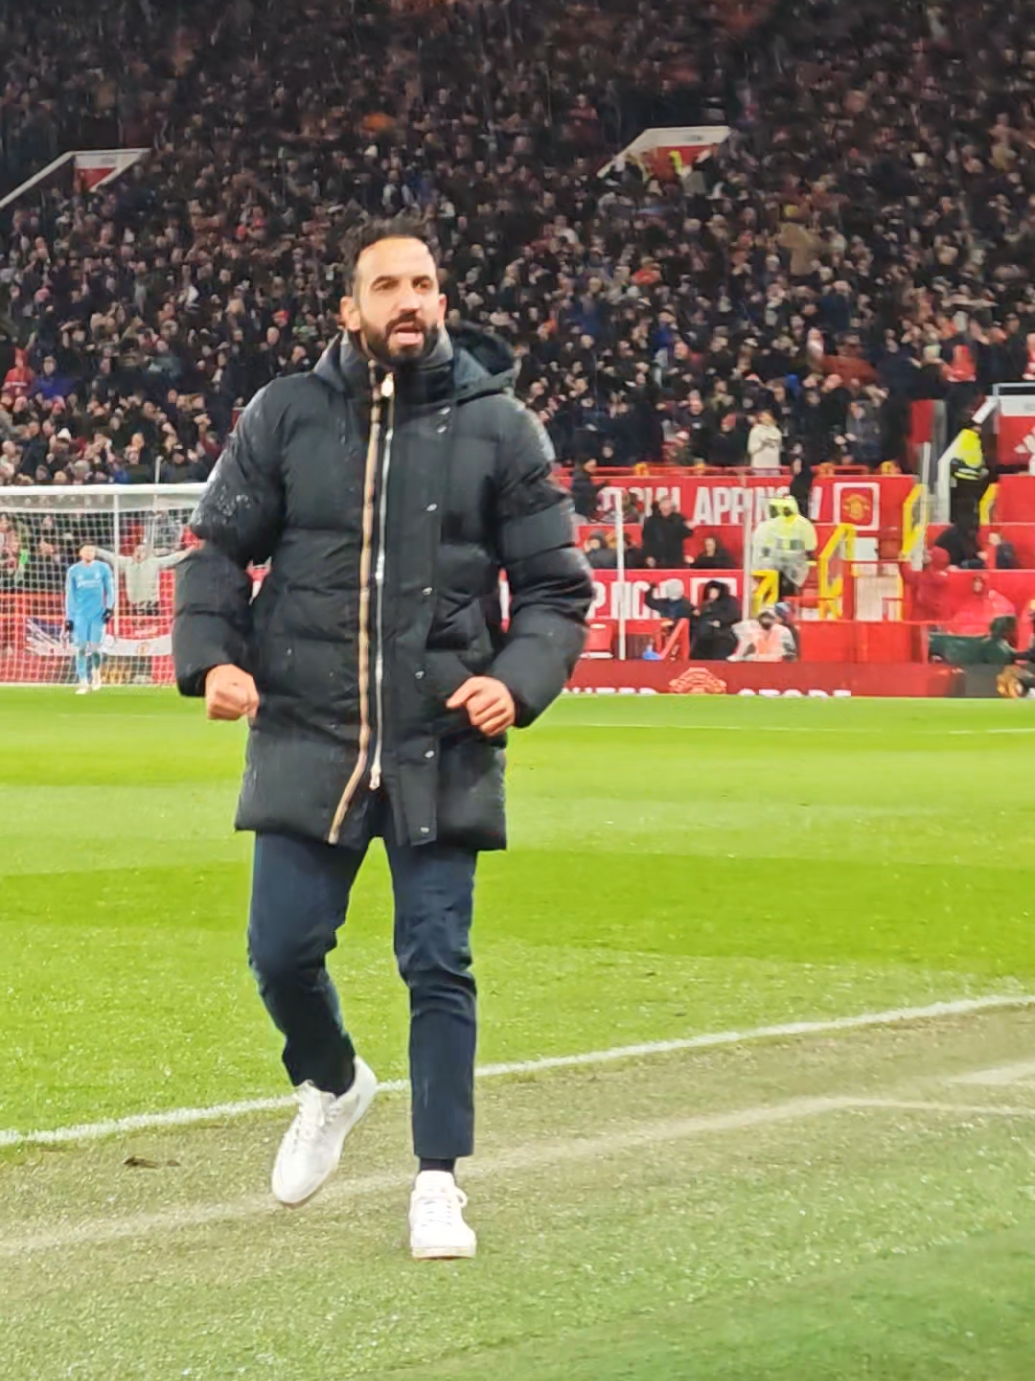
[339,213,438,295]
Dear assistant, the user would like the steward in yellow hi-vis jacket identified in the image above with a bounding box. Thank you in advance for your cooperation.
[948,421,990,523]
[751,496,818,596]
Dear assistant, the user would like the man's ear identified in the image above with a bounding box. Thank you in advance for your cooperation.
[340,295,360,333]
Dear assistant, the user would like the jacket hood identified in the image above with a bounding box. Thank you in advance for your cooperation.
[929,546,951,571]
[449,322,518,397]
[313,322,515,405]
[703,579,734,602]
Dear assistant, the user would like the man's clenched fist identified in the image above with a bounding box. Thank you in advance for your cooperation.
[447,677,516,738]
[205,664,260,721]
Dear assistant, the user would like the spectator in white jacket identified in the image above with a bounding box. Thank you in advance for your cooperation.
[747,410,783,472]
[97,544,186,614]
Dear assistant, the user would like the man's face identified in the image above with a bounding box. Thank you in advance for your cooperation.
[340,237,446,368]
[80,545,95,565]
[659,497,673,517]
[759,612,776,630]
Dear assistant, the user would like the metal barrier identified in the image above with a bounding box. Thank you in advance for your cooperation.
[817,524,856,619]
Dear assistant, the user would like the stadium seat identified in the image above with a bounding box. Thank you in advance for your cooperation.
[581,622,615,658]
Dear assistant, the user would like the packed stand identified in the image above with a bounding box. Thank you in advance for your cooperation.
[3,0,1035,499]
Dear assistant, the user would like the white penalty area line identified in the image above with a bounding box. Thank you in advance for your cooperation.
[2,992,1033,1152]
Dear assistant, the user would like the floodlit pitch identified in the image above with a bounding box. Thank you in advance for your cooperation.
[2,692,1035,1378]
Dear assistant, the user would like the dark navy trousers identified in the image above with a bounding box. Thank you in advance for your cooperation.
[247,796,478,1159]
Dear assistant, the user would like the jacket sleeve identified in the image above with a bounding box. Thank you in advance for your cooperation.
[489,399,594,726]
[172,385,285,697]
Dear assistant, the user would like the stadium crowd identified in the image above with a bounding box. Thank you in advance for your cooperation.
[3,0,1035,494]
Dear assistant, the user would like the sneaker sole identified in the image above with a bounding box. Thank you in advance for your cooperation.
[411,1242,478,1261]
[272,1080,378,1208]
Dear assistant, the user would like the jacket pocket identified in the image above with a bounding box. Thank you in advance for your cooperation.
[422,601,494,731]
[435,731,507,851]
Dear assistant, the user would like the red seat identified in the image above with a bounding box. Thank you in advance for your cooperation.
[581,621,615,658]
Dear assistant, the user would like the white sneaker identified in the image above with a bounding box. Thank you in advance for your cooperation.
[409,1170,477,1260]
[91,669,102,691]
[271,1058,377,1207]
[75,681,90,695]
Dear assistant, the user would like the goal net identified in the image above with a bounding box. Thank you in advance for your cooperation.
[0,484,206,688]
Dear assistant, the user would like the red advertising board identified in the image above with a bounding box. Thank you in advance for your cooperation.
[569,660,960,697]
[560,474,914,533]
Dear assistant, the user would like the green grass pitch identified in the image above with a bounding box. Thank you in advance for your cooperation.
[2,689,1035,1378]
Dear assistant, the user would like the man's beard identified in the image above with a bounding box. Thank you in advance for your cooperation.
[358,318,442,368]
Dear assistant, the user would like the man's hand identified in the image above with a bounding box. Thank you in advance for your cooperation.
[102,609,113,625]
[447,677,516,737]
[205,664,260,722]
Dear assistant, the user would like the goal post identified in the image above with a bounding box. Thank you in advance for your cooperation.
[0,485,205,688]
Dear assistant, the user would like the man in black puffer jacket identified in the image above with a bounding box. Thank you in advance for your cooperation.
[173,214,591,1259]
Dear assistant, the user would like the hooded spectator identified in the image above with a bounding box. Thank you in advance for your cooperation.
[901,547,952,624]
[690,580,740,661]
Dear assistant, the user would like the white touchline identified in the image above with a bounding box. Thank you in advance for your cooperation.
[7,1083,1035,1258]
[1,991,1033,1150]
[0,1094,860,1257]
[947,727,1035,736]
[950,1057,1035,1086]
[854,1099,1035,1118]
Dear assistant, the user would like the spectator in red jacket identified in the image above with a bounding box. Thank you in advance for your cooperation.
[901,547,951,624]
[946,574,1017,636]
[2,350,33,400]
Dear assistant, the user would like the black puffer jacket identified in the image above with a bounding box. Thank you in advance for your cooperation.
[173,325,592,851]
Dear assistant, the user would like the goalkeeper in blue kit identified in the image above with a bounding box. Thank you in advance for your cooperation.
[65,544,114,693]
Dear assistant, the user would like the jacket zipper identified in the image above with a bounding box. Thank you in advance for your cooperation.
[368,374,395,792]
[327,371,393,844]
